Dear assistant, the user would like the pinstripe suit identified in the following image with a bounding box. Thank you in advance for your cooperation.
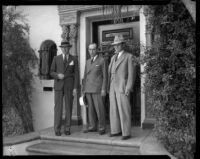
[50,54,78,133]
[83,55,108,131]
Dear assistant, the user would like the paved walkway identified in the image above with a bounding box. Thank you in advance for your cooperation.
[3,125,175,157]
[38,125,175,157]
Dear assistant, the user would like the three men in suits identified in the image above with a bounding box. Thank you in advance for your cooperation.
[50,41,78,136]
[108,35,136,140]
[82,43,108,135]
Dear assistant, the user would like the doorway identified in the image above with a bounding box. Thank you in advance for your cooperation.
[91,17,141,126]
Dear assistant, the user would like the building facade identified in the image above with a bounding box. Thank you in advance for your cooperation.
[29,5,155,131]
[57,5,155,129]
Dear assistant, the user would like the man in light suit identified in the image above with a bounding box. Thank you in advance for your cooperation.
[50,41,78,136]
[108,35,136,140]
[82,43,108,135]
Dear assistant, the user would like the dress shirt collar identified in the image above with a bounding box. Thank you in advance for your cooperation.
[92,54,98,61]
[63,53,69,60]
[117,50,124,59]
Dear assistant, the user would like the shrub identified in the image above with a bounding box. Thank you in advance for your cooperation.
[2,6,38,136]
[142,1,196,158]
[3,106,25,137]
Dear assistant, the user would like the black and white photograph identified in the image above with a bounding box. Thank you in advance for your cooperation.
[2,0,196,158]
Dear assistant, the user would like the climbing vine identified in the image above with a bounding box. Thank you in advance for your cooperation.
[143,0,196,158]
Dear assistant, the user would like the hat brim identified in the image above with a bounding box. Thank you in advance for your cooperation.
[59,45,72,48]
[111,41,125,45]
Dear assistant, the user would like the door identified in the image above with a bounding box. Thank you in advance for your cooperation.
[92,17,141,126]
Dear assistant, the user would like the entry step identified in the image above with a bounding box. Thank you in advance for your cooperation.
[26,140,140,155]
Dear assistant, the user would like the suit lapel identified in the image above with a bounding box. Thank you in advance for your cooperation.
[58,54,65,72]
[64,54,73,72]
[109,54,117,73]
[115,52,125,71]
[86,55,99,74]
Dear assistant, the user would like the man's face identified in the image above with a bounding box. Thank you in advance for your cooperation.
[88,44,97,58]
[114,43,123,53]
[61,46,70,55]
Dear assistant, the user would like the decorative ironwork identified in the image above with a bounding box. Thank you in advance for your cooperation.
[38,40,57,80]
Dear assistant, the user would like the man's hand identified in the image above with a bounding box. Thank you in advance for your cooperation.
[125,89,130,96]
[57,73,64,80]
[73,89,77,96]
[101,90,106,96]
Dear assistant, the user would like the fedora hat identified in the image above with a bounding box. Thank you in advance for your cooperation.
[59,41,72,48]
[111,34,125,45]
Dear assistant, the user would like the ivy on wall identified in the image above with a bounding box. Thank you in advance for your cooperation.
[142,0,196,158]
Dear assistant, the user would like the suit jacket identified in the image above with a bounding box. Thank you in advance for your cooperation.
[108,51,136,93]
[83,55,108,93]
[50,54,78,91]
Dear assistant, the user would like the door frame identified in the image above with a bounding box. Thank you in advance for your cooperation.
[79,7,147,127]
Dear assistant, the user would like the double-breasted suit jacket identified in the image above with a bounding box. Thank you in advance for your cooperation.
[83,55,107,93]
[50,54,78,133]
[83,55,108,131]
[108,51,136,136]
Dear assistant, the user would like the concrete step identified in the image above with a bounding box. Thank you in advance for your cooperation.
[26,126,151,155]
[40,134,141,148]
[26,140,140,155]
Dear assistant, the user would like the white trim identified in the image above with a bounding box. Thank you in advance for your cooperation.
[140,6,147,127]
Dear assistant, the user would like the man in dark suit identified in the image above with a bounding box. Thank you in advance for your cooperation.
[108,35,136,140]
[50,41,78,136]
[82,43,108,135]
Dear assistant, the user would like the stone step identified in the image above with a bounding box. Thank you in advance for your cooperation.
[40,134,140,148]
[26,140,140,155]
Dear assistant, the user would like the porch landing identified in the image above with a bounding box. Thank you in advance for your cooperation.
[25,125,173,156]
[26,125,148,155]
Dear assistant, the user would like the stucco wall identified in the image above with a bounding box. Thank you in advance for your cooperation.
[16,6,62,131]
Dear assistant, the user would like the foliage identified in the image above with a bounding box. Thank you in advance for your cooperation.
[2,6,38,136]
[142,1,196,159]
[3,106,25,137]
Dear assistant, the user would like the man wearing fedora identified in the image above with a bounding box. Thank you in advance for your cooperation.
[82,43,108,135]
[50,41,78,136]
[108,34,136,140]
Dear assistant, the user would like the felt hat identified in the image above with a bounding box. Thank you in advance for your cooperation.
[59,41,72,47]
[111,34,125,45]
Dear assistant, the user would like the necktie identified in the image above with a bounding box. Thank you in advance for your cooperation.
[64,55,68,64]
[91,57,94,63]
[115,53,119,61]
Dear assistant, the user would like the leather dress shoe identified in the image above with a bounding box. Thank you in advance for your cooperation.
[88,128,97,132]
[55,132,61,136]
[121,135,131,140]
[83,129,88,133]
[109,132,122,137]
[64,131,71,135]
[99,130,106,135]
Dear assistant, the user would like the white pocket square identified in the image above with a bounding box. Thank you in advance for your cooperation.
[69,61,74,65]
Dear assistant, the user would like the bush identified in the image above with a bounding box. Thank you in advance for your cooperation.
[3,106,25,137]
[143,1,196,158]
[2,6,38,136]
